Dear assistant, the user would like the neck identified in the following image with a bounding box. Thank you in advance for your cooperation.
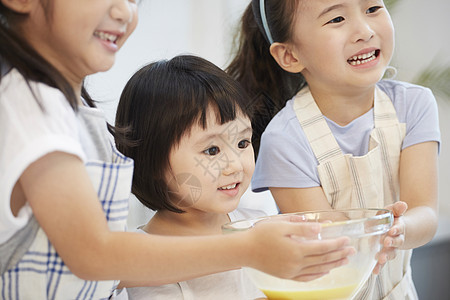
[308,84,376,126]
[142,210,230,236]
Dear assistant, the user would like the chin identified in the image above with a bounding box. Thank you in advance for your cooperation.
[97,63,115,73]
[92,57,116,73]
[226,200,241,213]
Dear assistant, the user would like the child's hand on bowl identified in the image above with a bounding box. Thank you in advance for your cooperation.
[373,201,407,275]
[245,219,355,282]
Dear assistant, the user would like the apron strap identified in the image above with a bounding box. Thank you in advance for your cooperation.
[293,87,342,164]
[374,87,400,128]
[0,215,39,275]
[293,86,400,164]
[178,281,195,300]
[381,264,418,300]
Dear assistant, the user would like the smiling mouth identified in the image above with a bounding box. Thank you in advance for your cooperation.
[347,50,380,66]
[218,183,238,190]
[94,31,119,43]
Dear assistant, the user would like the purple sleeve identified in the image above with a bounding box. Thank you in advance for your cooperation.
[379,80,441,151]
[251,103,321,192]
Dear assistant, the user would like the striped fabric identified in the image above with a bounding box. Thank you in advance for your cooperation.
[293,87,418,299]
[1,146,134,300]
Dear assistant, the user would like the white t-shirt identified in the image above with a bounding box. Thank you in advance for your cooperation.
[119,208,266,300]
[0,68,110,243]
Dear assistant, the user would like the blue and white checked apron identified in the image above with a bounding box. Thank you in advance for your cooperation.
[293,87,418,299]
[1,144,133,300]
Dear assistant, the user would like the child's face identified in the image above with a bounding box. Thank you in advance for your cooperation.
[165,108,254,215]
[291,0,394,91]
[21,0,137,85]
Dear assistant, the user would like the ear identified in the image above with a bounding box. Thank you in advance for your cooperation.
[269,42,305,73]
[1,0,35,14]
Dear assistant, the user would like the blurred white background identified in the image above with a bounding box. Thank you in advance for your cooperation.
[86,0,450,241]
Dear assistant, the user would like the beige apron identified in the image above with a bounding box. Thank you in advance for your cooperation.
[293,87,418,299]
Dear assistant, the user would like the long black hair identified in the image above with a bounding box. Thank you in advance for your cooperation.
[226,0,307,155]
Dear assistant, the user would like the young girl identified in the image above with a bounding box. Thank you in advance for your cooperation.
[227,0,440,299]
[114,54,263,298]
[114,54,356,299]
[0,1,354,298]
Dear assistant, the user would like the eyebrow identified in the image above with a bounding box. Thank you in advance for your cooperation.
[239,127,253,136]
[318,0,375,18]
[195,126,253,147]
[318,4,345,18]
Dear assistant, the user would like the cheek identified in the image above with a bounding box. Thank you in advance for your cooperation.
[166,172,204,208]
[380,15,395,46]
[387,26,395,49]
[381,24,395,62]
[164,171,177,195]
[118,7,138,48]
[128,8,139,35]
[243,151,255,176]
[299,36,340,70]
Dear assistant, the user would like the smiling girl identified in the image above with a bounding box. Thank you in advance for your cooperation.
[227,0,440,299]
[114,55,354,299]
[0,1,353,299]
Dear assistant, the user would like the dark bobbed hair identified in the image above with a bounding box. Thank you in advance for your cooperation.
[226,0,307,156]
[115,55,253,213]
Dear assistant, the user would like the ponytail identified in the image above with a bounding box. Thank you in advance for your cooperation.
[226,0,306,156]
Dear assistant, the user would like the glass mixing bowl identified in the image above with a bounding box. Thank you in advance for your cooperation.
[222,208,393,300]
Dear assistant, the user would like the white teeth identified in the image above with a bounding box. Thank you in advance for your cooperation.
[94,31,118,43]
[348,50,377,66]
[219,183,237,190]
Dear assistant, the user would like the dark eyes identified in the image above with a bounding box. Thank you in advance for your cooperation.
[203,146,220,156]
[327,16,345,24]
[238,139,251,149]
[202,139,251,156]
[366,6,382,14]
[326,6,382,25]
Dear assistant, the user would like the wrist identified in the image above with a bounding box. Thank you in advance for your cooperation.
[222,230,255,269]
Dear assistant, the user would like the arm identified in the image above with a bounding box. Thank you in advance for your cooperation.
[20,152,353,285]
[273,141,439,241]
[398,141,439,249]
[373,141,439,274]
[270,186,332,213]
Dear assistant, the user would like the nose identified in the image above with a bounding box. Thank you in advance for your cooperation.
[111,0,135,24]
[352,18,375,43]
[220,151,244,177]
